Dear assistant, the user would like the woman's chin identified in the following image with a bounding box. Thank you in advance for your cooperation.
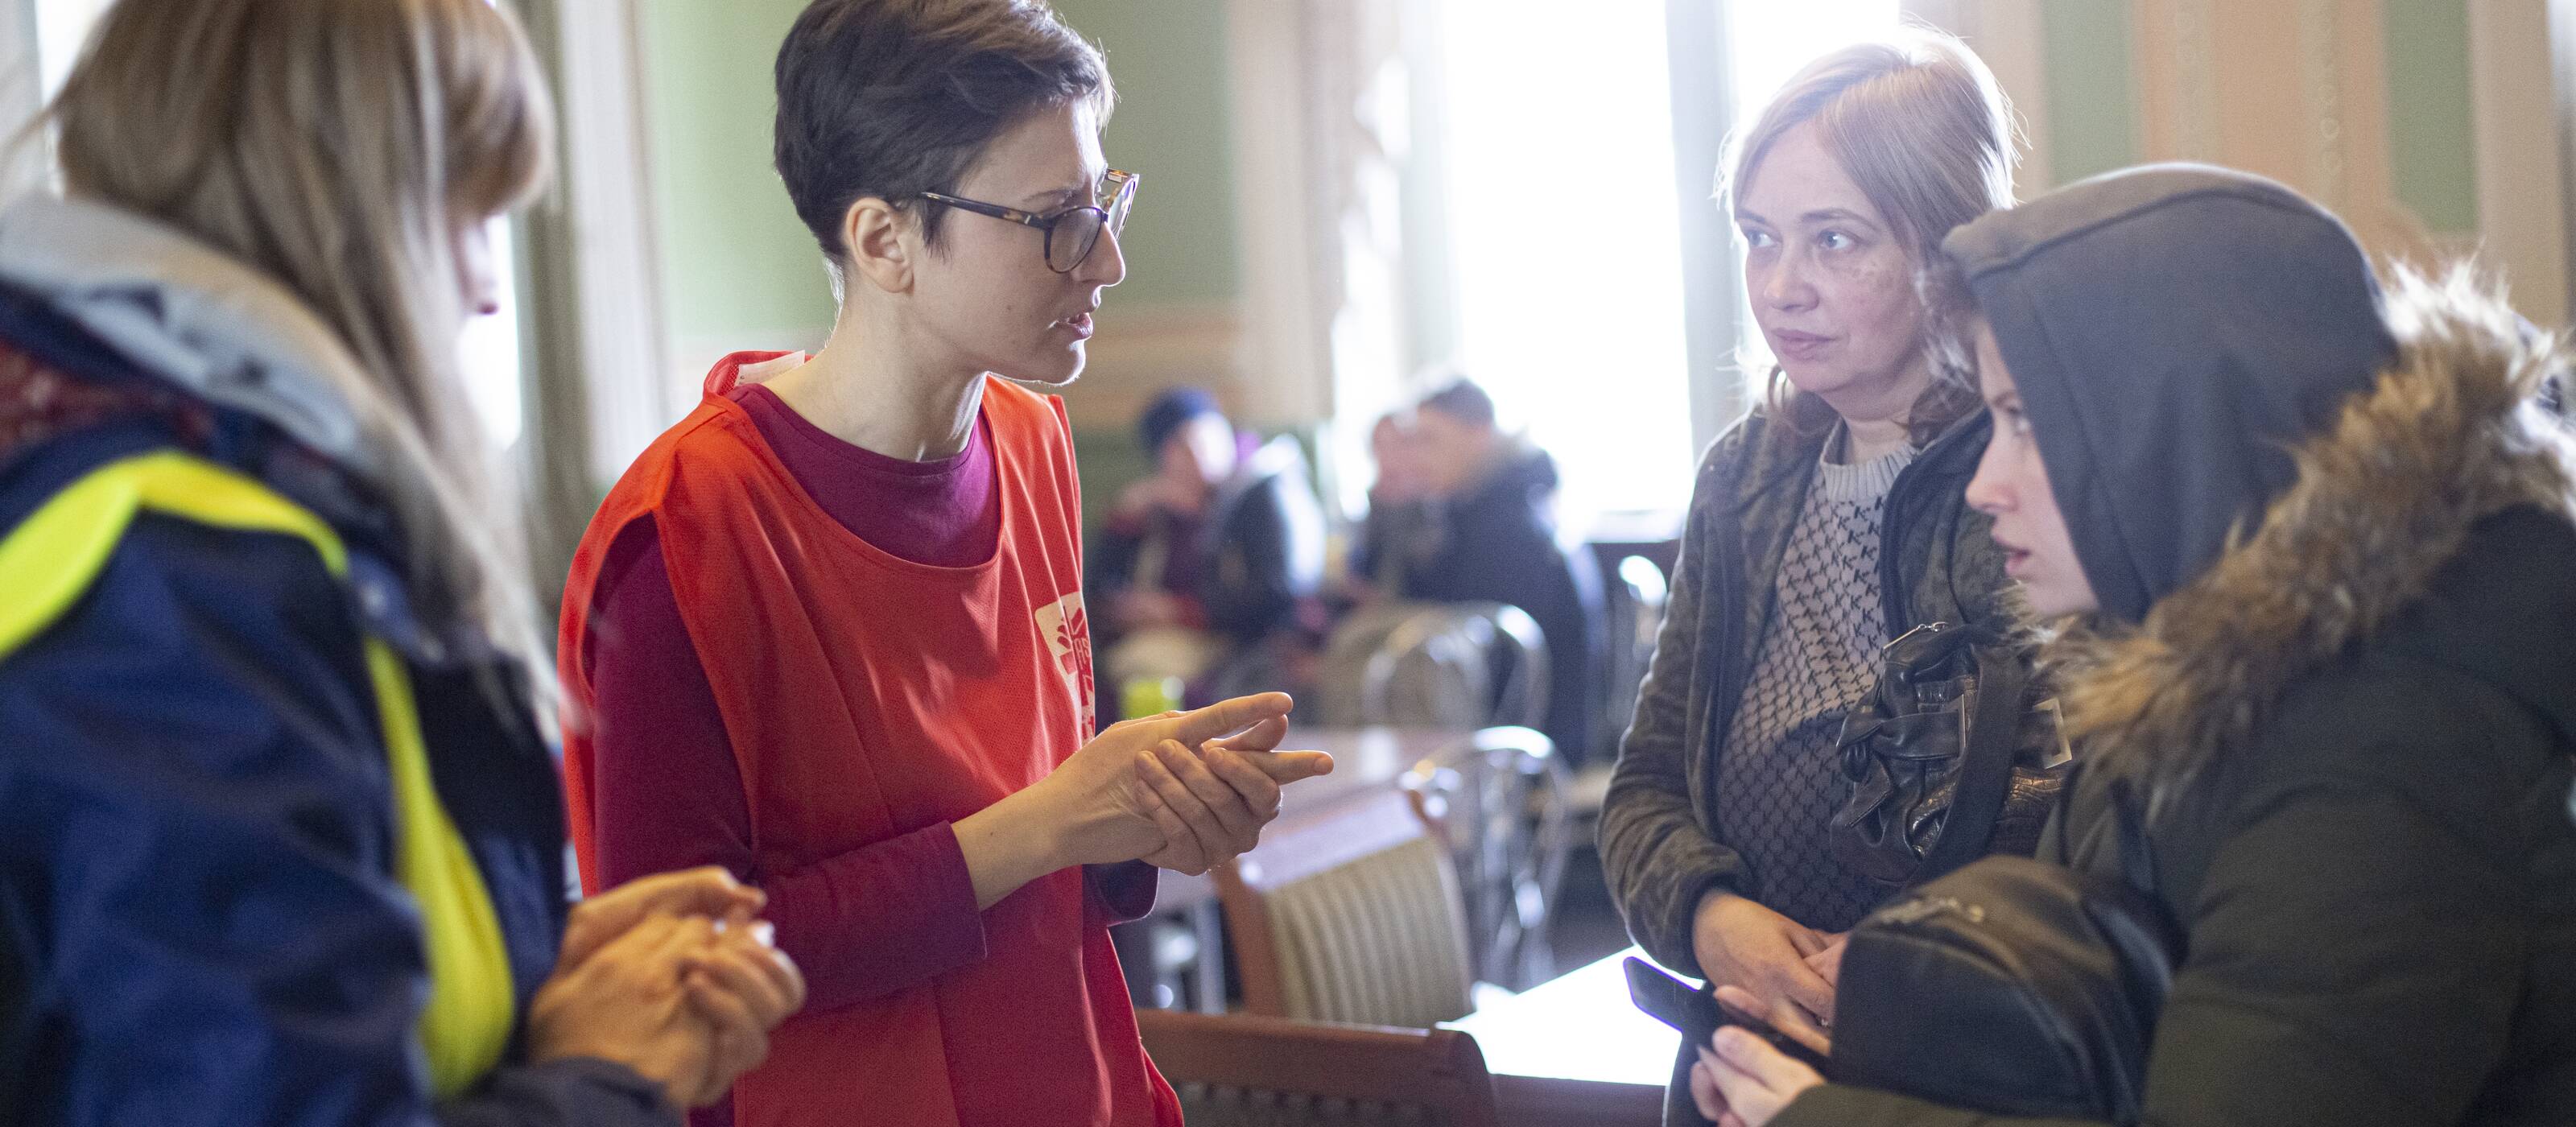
[998,349,1087,387]
[2018,580,2098,621]
[1775,362,1856,398]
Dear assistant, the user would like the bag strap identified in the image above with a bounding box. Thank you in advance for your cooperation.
[1913,643,2029,883]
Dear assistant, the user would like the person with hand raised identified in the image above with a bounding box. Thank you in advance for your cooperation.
[559,3,1332,1125]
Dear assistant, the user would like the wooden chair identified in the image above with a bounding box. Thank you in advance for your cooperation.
[1217,788,1476,1028]
[1137,1008,1501,1127]
[1406,725,1571,991]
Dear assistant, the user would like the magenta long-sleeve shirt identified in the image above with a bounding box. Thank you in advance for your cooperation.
[579,373,1158,1104]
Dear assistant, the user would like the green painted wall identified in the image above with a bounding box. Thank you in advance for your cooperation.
[2381,0,2479,233]
[633,0,1236,352]
[2033,2,2477,235]
[2039,1,2138,187]
[1049,0,1243,305]
[1029,0,1248,531]
[628,1,1243,532]
[637,0,839,353]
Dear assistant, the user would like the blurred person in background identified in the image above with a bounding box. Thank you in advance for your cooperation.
[1091,386,1327,708]
[558,2,1331,1125]
[1352,376,1607,764]
[1349,411,1433,594]
[0,1,802,1124]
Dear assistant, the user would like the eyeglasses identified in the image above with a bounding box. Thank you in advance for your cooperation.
[919,168,1139,274]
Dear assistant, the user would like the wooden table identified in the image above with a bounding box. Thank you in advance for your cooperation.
[1444,947,1676,1126]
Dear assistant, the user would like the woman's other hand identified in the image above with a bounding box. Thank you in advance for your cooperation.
[1691,892,1835,1052]
[526,914,724,1107]
[680,911,807,1101]
[559,866,764,968]
[1804,933,1846,990]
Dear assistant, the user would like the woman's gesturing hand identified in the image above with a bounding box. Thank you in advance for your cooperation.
[1132,714,1335,875]
[1038,693,1328,868]
[956,693,1333,906]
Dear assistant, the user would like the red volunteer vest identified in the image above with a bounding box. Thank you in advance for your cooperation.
[559,364,1177,1127]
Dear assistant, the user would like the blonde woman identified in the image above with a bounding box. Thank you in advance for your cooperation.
[0,1,799,1123]
[1596,31,2026,1125]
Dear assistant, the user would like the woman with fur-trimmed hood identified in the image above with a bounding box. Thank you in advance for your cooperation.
[1688,165,2576,1126]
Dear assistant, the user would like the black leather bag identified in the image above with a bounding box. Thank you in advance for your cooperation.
[1831,621,2069,887]
[1831,780,2183,1123]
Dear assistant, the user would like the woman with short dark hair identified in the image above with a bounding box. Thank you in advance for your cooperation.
[559,2,1331,1124]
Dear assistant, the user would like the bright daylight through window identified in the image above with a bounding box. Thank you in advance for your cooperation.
[1428,0,1896,518]
[31,0,526,449]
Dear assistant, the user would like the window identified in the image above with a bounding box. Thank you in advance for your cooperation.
[1425,0,1695,517]
[1410,0,1899,519]
[31,0,111,102]
[27,0,527,449]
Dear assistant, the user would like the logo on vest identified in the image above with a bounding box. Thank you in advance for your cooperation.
[1034,591,1096,733]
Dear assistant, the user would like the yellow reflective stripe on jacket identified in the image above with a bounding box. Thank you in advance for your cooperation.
[0,450,516,1097]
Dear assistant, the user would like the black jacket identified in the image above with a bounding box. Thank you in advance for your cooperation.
[1091,438,1325,646]
[1599,405,2013,980]
[1780,167,2576,1127]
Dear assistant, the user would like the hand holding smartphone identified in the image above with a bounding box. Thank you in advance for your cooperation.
[1623,956,1832,1075]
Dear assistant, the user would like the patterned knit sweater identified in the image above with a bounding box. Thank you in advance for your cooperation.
[1710,433,1916,932]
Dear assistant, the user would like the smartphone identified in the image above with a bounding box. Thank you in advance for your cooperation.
[1622,956,1833,1075]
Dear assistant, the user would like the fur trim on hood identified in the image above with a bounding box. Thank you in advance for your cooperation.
[2048,267,2576,803]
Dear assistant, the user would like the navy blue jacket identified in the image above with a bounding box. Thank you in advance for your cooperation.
[0,286,674,1126]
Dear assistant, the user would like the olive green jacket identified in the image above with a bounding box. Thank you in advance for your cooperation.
[1598,402,2013,979]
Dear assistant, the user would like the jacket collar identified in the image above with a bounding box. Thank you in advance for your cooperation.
[0,194,383,486]
[1736,392,1988,512]
[2049,270,2576,802]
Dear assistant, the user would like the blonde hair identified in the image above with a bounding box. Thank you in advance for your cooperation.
[1721,28,2016,442]
[48,0,555,681]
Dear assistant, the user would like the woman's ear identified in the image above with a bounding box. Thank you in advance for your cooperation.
[841,196,914,296]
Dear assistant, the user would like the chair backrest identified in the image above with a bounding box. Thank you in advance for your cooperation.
[1595,554,1669,759]
[1405,726,1571,991]
[1219,789,1476,1028]
[1315,601,1550,732]
[1137,1009,1501,1127]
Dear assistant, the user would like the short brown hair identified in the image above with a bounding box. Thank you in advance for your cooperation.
[1722,29,2016,444]
[774,0,1113,270]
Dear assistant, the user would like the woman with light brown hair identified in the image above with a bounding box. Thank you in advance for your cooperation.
[1595,29,2033,1125]
[0,1,799,1123]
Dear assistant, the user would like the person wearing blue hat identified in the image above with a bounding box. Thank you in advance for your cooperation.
[1092,386,1325,711]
